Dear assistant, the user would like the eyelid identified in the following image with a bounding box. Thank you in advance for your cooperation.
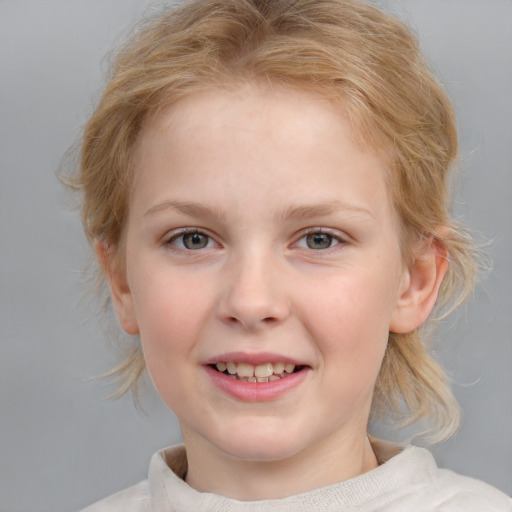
[292,227,350,249]
[164,227,220,250]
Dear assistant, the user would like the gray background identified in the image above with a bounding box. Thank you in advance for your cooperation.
[1,1,511,511]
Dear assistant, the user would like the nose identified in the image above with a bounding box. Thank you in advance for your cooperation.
[217,252,291,330]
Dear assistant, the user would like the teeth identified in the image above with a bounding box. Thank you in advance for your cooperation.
[214,361,299,381]
[255,363,274,378]
[284,363,295,374]
[273,362,285,374]
[236,362,254,378]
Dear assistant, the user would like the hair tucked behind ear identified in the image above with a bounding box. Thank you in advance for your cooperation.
[65,0,480,442]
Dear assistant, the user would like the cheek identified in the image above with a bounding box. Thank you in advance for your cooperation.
[130,271,213,379]
[299,271,395,378]
[134,285,203,410]
[131,263,209,331]
[304,272,396,338]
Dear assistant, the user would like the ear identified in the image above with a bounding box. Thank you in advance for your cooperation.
[95,239,140,335]
[390,237,448,334]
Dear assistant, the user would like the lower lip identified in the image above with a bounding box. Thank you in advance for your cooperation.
[204,365,309,402]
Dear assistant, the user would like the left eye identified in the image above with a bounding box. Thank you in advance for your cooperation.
[168,231,215,250]
[296,232,341,250]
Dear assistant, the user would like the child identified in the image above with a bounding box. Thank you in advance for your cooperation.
[71,0,511,510]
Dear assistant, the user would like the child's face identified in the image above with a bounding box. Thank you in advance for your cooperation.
[111,84,411,463]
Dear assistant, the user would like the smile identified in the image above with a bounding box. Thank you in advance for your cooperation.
[204,352,310,401]
[210,362,302,382]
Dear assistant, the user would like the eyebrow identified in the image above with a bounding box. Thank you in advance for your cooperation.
[274,200,375,222]
[143,200,226,220]
[143,199,374,222]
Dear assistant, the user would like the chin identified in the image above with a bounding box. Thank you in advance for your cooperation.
[212,428,308,463]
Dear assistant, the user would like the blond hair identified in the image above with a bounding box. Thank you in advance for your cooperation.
[68,0,478,441]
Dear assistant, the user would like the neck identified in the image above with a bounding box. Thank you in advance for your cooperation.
[183,430,378,501]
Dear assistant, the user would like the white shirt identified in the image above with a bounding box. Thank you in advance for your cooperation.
[81,439,512,511]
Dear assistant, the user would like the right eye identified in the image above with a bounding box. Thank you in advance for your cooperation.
[167,230,216,250]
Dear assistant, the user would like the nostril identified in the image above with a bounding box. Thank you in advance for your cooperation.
[223,315,278,327]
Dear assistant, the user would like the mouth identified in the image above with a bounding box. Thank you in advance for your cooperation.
[208,362,305,383]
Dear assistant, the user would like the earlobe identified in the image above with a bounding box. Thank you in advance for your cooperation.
[94,239,140,335]
[390,237,448,334]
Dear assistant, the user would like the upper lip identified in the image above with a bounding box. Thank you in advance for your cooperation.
[203,351,308,366]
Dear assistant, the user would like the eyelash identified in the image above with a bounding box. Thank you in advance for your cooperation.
[164,228,219,251]
[293,228,347,251]
[164,227,347,253]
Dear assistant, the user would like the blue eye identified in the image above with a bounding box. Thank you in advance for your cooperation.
[306,233,334,249]
[169,231,215,250]
[296,231,342,250]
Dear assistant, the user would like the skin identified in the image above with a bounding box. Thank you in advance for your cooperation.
[101,83,447,500]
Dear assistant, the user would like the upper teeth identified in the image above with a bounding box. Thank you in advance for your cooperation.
[216,362,296,378]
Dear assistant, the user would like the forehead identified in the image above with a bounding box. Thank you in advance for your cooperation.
[136,81,387,171]
[148,83,336,133]
[131,83,395,222]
